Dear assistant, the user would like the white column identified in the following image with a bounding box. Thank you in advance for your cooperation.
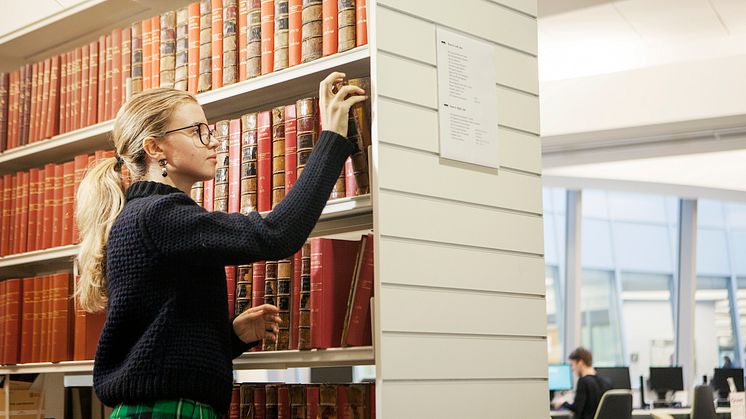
[675,199,697,391]
[563,190,583,358]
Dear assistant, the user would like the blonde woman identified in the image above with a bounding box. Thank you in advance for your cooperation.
[75,72,366,418]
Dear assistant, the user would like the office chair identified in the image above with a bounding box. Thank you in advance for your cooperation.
[691,385,717,419]
[593,389,633,419]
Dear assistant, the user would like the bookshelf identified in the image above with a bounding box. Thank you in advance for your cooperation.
[0,0,545,417]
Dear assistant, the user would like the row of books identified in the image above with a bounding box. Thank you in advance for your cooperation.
[0,273,105,365]
[0,0,369,153]
[229,382,375,419]
[232,234,373,353]
[0,150,128,257]
[189,86,371,214]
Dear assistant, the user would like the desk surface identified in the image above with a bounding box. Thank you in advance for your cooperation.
[550,407,731,418]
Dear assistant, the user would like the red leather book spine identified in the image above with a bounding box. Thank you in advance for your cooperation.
[26,168,40,252]
[251,261,265,352]
[59,54,68,134]
[72,154,89,243]
[20,277,35,364]
[29,63,38,142]
[72,47,82,131]
[211,0,224,88]
[42,163,55,249]
[290,250,301,349]
[226,266,237,318]
[346,233,373,346]
[0,175,11,256]
[151,16,161,88]
[16,171,29,254]
[104,35,112,120]
[142,19,153,90]
[62,161,75,245]
[188,2,201,94]
[260,0,274,74]
[356,0,367,46]
[121,27,131,102]
[52,164,64,248]
[34,169,45,250]
[73,274,86,361]
[284,104,297,193]
[88,41,99,126]
[228,118,242,213]
[321,0,337,56]
[238,0,248,81]
[288,0,302,67]
[5,278,22,364]
[257,110,272,212]
[306,386,319,419]
[79,45,89,128]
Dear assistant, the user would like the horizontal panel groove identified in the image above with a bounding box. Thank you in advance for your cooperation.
[382,377,547,383]
[482,0,538,19]
[501,124,540,138]
[379,187,542,216]
[379,281,544,299]
[382,331,546,341]
[497,82,539,98]
[376,2,537,57]
[379,234,544,258]
[376,140,541,178]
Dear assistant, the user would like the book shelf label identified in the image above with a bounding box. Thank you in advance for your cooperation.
[435,27,499,170]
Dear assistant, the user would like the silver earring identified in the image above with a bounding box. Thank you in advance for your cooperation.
[159,159,168,177]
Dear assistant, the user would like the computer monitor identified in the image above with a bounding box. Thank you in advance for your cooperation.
[595,367,632,389]
[649,367,684,400]
[548,364,573,391]
[712,368,745,399]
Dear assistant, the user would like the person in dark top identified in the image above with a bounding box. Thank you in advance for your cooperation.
[561,347,612,419]
[74,72,366,418]
[723,355,734,368]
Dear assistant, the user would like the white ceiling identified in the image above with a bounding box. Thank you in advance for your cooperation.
[0,0,88,39]
[538,0,746,81]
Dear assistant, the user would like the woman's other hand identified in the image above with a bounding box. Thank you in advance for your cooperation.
[232,304,281,344]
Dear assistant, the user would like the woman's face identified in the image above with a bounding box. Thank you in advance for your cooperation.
[159,101,218,183]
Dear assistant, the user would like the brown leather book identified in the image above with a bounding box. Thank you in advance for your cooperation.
[235,264,253,316]
[223,0,239,85]
[61,161,75,245]
[48,55,61,137]
[41,164,55,249]
[265,384,279,418]
[238,0,248,81]
[319,384,337,418]
[142,19,153,90]
[342,233,373,347]
[151,16,161,87]
[337,0,355,52]
[4,278,23,364]
[199,0,213,92]
[240,112,258,214]
[121,27,131,102]
[130,23,143,95]
[50,273,72,362]
[97,36,106,121]
[262,260,278,351]
[188,2,201,94]
[288,0,302,67]
[344,77,370,195]
[190,181,204,205]
[160,11,177,88]
[271,106,285,208]
[52,164,64,248]
[290,250,301,349]
[290,385,306,418]
[29,63,38,142]
[72,154,88,244]
[79,46,90,128]
[175,7,190,91]
[38,59,50,141]
[20,277,35,364]
[301,0,322,63]
[298,241,311,349]
[295,97,317,178]
[26,168,40,252]
[21,64,32,145]
[0,175,11,256]
[276,257,292,350]
[16,172,29,254]
[356,0,367,46]
[257,110,272,212]
[260,0,275,74]
[34,170,45,250]
[211,0,224,89]
[0,72,8,151]
[247,0,262,78]
[104,36,113,120]
[214,119,231,212]
[111,30,122,118]
[251,261,265,352]
[273,0,289,71]
[277,385,290,418]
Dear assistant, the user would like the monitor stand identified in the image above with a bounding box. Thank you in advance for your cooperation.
[652,391,680,408]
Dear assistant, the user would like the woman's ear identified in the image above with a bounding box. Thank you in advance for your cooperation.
[142,136,165,161]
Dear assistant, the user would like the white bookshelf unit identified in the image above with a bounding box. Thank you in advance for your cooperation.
[0,0,545,417]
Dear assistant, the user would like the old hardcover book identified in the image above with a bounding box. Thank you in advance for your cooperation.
[204,178,214,211]
[276,257,292,350]
[0,176,8,256]
[61,161,75,245]
[273,0,289,71]
[257,110,272,212]
[175,7,190,91]
[199,0,213,92]
[61,53,71,132]
[229,385,240,419]
[301,0,322,63]
[240,112,258,214]
[50,273,72,362]
[356,0,366,46]
[111,30,122,119]
[265,384,278,417]
[142,19,153,90]
[151,16,161,87]
[290,250,301,349]
[271,106,285,208]
[284,104,297,193]
[72,48,82,131]
[277,385,290,419]
[38,59,50,141]
[52,164,64,248]
[4,278,22,364]
[29,63,38,142]
[34,170,46,250]
[26,168,40,252]
[238,0,248,81]
[247,0,262,78]
[15,172,29,254]
[190,181,204,206]
[295,97,317,178]
[290,385,306,418]
[262,260,278,351]
[211,0,224,89]
[6,71,16,150]
[72,154,89,243]
[235,264,253,316]
[21,64,32,145]
[225,266,236,318]
[79,46,89,129]
[48,56,61,137]
[298,241,311,349]
[345,77,370,195]
[104,36,112,120]
[7,175,17,254]
[306,386,319,419]
[253,386,267,417]
[260,0,275,74]
[288,0,302,67]
[251,261,265,352]
[321,0,337,56]
[97,37,106,121]
[214,120,230,212]
[41,164,55,249]
[188,2,201,94]
[121,27,132,101]
[228,118,242,213]
[319,384,337,418]
[223,0,238,85]
[20,277,35,364]
[343,233,373,347]
[0,72,9,151]
[131,23,143,95]
[337,0,355,52]
[160,11,177,88]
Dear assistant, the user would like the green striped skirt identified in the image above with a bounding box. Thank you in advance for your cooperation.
[109,399,221,419]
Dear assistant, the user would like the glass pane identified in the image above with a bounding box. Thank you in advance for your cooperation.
[544,187,566,363]
[695,276,734,382]
[581,269,623,366]
[546,265,563,364]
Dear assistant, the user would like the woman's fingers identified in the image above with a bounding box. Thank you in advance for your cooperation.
[320,72,346,100]
[339,94,368,112]
[331,85,365,103]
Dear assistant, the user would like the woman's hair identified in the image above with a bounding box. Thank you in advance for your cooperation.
[569,347,593,367]
[75,88,197,312]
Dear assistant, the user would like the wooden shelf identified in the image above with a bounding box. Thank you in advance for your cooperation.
[0,0,192,72]
[0,196,371,280]
[0,46,370,176]
[0,347,374,374]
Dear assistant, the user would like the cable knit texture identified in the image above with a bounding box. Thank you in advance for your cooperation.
[93,131,354,414]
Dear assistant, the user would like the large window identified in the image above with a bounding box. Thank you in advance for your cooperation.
[581,269,623,366]
[695,276,734,380]
[544,188,566,364]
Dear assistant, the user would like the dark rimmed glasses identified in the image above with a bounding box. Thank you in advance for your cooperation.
[163,122,215,146]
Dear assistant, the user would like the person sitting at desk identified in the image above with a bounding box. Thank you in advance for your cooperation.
[559,347,612,419]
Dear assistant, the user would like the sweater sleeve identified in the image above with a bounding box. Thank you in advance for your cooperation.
[141,131,354,266]
[563,377,588,415]
[229,321,260,359]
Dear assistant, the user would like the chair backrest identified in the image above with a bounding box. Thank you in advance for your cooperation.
[593,389,633,419]
[691,385,717,419]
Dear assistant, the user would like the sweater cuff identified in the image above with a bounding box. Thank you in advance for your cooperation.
[317,130,356,157]
[230,325,260,359]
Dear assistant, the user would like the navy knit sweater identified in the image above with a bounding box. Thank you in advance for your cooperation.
[93,131,354,414]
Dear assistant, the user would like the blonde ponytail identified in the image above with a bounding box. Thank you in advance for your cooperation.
[75,88,197,312]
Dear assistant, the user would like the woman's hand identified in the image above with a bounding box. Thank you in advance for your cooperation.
[319,71,367,137]
[232,304,281,344]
